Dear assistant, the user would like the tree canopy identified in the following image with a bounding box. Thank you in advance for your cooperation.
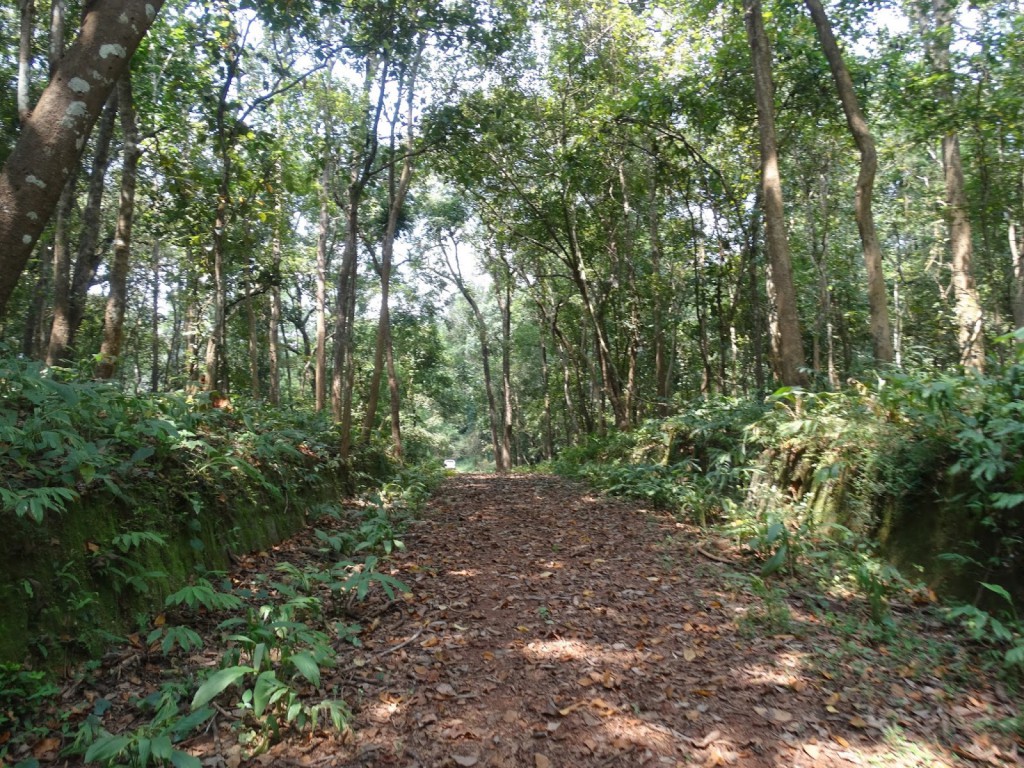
[1,0,1023,465]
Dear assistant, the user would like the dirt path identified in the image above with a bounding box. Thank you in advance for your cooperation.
[29,474,1021,767]
[272,474,1019,767]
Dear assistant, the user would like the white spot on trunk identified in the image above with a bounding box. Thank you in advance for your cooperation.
[76,136,85,149]
[27,212,39,221]
[25,175,46,189]
[66,101,88,118]
[23,235,33,244]
[146,4,156,19]
[68,77,91,94]
[99,44,127,59]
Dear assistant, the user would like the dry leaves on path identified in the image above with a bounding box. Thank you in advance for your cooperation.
[24,474,1023,768]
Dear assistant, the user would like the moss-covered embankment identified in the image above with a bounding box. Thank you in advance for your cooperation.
[0,458,353,665]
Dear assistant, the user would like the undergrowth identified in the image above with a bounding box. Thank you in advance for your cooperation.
[552,332,1024,681]
[0,348,446,766]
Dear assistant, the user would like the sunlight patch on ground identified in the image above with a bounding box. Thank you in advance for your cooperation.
[853,730,953,768]
[446,568,481,577]
[364,692,405,723]
[520,637,650,668]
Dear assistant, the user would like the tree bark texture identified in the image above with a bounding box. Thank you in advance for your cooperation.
[0,0,164,319]
[744,0,808,387]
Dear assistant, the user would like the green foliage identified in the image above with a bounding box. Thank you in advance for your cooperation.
[164,577,245,613]
[947,583,1024,676]
[88,532,169,596]
[0,664,59,752]
[78,683,212,768]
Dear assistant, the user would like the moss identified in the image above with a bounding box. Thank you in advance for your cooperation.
[0,470,347,666]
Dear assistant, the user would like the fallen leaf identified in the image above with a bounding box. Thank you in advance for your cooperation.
[452,754,479,767]
[589,697,618,716]
[503,709,519,723]
[435,683,457,697]
[769,708,793,723]
[535,755,552,768]
[32,737,61,758]
[694,729,722,748]
[802,744,820,759]
[834,735,850,748]
[683,648,698,662]
[848,715,868,729]
[558,701,585,716]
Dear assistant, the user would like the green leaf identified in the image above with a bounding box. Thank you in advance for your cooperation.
[84,734,132,763]
[136,736,152,768]
[191,666,252,710]
[288,651,322,687]
[980,582,1013,606]
[170,751,203,768]
[131,445,156,463]
[150,734,172,761]
[253,671,287,717]
[761,544,788,577]
[991,493,1024,509]
[1005,644,1024,668]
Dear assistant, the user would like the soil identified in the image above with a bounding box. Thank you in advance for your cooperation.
[20,474,1024,767]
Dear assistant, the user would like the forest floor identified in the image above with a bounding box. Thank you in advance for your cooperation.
[26,474,1024,767]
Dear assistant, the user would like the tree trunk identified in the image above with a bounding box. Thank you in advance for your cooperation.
[360,50,420,455]
[150,243,161,391]
[96,74,140,380]
[1011,212,1024,330]
[21,238,52,359]
[47,89,118,366]
[943,133,985,369]
[744,0,807,386]
[0,0,164,319]
[18,0,34,125]
[315,159,331,412]
[498,276,513,471]
[246,269,260,398]
[442,239,504,470]
[49,0,65,77]
[913,0,985,369]
[206,36,242,394]
[805,0,894,366]
[384,321,403,461]
[268,233,282,406]
[332,58,387,454]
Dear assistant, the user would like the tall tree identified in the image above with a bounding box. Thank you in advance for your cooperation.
[804,0,893,366]
[96,74,140,380]
[910,0,985,369]
[743,0,808,386]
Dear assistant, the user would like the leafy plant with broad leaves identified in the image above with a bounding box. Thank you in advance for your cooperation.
[948,582,1024,674]
[78,683,212,768]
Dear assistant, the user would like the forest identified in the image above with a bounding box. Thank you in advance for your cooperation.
[2,0,1024,766]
